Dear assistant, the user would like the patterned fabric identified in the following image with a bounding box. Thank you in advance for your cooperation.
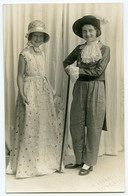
[6,46,63,178]
[28,20,45,31]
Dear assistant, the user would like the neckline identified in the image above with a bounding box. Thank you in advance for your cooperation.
[28,46,43,55]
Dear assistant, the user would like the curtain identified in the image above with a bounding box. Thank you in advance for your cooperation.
[4,3,124,157]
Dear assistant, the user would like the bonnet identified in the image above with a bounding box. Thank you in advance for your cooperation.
[27,20,50,43]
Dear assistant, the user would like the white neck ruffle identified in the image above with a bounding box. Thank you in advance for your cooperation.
[81,40,102,63]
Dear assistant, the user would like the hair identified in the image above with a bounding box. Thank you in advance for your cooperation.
[28,32,44,41]
[94,27,101,37]
[28,33,33,41]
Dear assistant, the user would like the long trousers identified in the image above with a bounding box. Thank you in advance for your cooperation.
[70,80,106,166]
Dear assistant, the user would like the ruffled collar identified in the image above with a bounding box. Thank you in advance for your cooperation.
[27,41,43,53]
[81,40,102,63]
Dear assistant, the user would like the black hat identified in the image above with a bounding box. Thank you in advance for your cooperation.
[72,15,101,38]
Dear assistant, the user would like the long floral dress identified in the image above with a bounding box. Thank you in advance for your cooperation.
[6,46,63,178]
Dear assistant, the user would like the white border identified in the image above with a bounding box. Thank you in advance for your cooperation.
[0,0,128,196]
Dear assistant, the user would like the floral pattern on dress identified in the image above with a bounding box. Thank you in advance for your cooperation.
[6,47,64,178]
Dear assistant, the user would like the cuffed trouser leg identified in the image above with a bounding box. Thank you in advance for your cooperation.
[83,127,102,166]
[70,81,105,166]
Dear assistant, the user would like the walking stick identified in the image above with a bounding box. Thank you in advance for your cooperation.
[56,76,70,173]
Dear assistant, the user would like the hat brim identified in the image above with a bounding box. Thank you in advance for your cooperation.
[28,30,50,43]
[72,17,101,38]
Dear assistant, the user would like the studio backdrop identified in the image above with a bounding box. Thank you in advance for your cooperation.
[3,3,124,158]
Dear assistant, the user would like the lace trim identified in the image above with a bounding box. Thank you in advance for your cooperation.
[81,40,102,63]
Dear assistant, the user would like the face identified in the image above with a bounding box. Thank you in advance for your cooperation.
[31,32,44,47]
[82,25,97,43]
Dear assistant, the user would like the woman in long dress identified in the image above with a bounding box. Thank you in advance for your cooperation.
[6,20,62,178]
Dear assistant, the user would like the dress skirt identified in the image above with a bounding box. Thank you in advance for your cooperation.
[6,75,62,178]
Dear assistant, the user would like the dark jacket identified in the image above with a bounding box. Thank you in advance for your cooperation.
[63,42,110,131]
[63,42,110,81]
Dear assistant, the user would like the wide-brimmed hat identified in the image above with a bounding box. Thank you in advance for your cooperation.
[27,20,50,43]
[72,15,101,38]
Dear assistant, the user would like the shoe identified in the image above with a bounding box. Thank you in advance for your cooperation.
[65,163,84,169]
[79,166,93,175]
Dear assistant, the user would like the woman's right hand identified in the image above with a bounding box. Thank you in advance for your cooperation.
[21,95,29,105]
[64,66,70,75]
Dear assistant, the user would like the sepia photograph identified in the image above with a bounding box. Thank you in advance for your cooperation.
[1,1,127,195]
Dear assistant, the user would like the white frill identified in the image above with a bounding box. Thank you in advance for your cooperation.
[81,40,102,63]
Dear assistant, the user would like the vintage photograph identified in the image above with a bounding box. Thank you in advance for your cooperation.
[3,2,125,193]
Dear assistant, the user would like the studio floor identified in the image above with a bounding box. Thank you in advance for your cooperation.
[6,152,125,194]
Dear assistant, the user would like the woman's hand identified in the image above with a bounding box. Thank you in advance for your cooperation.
[65,65,79,83]
[21,95,29,105]
[65,66,70,75]
[17,55,29,105]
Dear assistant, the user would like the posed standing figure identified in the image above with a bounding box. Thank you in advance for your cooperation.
[6,20,62,178]
[63,15,110,175]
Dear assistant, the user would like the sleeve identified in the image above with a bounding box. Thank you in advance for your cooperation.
[63,45,80,68]
[79,46,110,78]
[19,48,27,64]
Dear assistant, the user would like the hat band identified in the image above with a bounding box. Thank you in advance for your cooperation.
[28,27,47,35]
